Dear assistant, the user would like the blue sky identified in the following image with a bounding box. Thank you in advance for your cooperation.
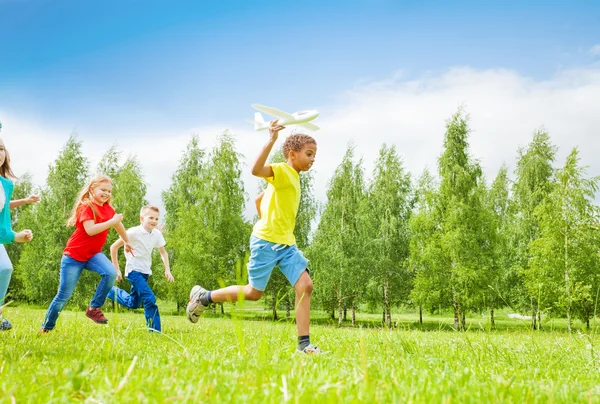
[2,0,598,133]
[1,0,600,215]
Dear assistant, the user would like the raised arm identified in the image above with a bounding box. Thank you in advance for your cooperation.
[251,120,285,178]
[10,194,40,209]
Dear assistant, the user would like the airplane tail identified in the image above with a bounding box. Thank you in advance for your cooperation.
[246,112,269,131]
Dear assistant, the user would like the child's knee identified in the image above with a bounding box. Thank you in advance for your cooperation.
[105,269,117,282]
[244,286,263,301]
[296,276,313,295]
[144,294,157,306]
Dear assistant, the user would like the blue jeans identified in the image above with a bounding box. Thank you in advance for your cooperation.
[42,253,116,330]
[108,270,161,332]
[0,245,13,309]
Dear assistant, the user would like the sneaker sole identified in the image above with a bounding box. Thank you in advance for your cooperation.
[186,285,207,324]
[186,301,201,323]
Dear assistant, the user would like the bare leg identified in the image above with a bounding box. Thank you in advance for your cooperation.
[210,284,263,303]
[294,271,313,336]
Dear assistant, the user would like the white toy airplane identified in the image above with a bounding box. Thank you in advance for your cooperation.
[249,104,320,131]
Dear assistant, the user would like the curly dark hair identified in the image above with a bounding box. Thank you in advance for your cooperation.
[282,134,317,158]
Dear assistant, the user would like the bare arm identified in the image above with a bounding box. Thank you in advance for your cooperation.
[255,192,264,218]
[251,121,285,178]
[10,195,40,209]
[110,238,125,281]
[114,222,134,255]
[83,217,119,236]
[158,246,174,282]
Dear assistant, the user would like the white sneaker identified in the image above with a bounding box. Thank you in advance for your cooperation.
[186,285,208,324]
[296,344,327,354]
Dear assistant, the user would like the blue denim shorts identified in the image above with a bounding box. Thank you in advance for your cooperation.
[247,236,309,291]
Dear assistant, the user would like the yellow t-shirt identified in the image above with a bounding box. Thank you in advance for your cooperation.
[252,163,300,245]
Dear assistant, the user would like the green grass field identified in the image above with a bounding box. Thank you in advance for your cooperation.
[2,305,600,403]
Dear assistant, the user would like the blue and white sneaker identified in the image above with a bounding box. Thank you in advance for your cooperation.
[0,318,12,331]
[186,285,209,324]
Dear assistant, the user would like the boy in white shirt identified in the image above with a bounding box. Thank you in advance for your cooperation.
[108,205,174,332]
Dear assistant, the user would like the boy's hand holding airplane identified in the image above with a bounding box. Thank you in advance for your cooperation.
[269,120,285,142]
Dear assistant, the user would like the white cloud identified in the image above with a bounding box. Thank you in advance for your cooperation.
[3,65,600,221]
[590,44,600,56]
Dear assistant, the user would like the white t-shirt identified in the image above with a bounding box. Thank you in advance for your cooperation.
[124,225,166,276]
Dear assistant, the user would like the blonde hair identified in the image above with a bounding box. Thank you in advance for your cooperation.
[0,137,16,179]
[140,205,160,216]
[66,175,113,226]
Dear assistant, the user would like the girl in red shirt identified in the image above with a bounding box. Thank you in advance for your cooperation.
[41,175,133,332]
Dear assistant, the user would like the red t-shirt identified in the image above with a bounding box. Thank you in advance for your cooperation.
[63,202,115,262]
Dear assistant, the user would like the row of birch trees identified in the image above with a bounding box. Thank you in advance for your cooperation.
[7,109,600,331]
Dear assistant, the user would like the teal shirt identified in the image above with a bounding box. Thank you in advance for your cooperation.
[0,176,16,244]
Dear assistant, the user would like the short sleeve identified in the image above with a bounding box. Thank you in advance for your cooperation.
[265,163,288,188]
[78,205,96,223]
[126,228,136,240]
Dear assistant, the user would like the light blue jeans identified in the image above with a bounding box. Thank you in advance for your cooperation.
[42,253,116,330]
[0,245,13,309]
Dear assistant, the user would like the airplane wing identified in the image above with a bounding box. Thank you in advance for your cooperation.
[297,122,320,131]
[251,104,295,120]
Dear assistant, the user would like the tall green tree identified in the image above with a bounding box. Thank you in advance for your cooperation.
[484,165,512,327]
[512,129,557,329]
[529,148,600,331]
[362,144,413,327]
[409,169,448,322]
[437,110,490,330]
[161,136,210,310]
[203,131,250,313]
[309,144,365,326]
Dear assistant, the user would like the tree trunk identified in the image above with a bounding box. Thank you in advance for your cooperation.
[419,305,423,325]
[220,303,225,315]
[460,311,466,331]
[453,294,460,331]
[331,306,335,320]
[584,300,590,330]
[343,307,347,321]
[352,303,356,327]
[338,297,343,327]
[565,228,572,333]
[490,305,495,329]
[384,279,391,328]
[285,296,291,318]
[271,290,278,320]
[177,301,180,313]
[538,310,542,329]
[531,299,537,330]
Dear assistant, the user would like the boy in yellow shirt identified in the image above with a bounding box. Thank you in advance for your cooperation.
[186,120,323,354]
